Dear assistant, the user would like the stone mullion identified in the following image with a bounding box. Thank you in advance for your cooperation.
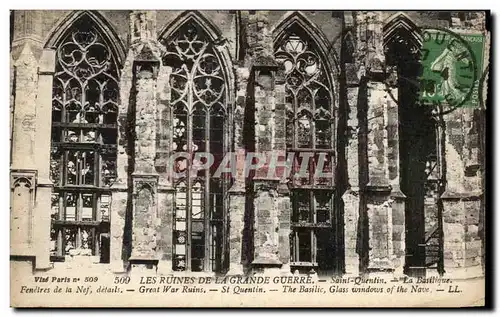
[185,89,194,272]
[57,193,64,258]
[221,107,230,272]
[203,106,211,272]
[288,86,298,259]
[293,92,298,149]
[436,117,446,276]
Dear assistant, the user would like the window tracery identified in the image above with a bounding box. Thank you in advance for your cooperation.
[162,20,227,273]
[49,18,118,263]
[275,25,335,273]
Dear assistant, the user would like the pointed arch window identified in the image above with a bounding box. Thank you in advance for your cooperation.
[275,24,336,273]
[49,17,119,263]
[162,20,227,273]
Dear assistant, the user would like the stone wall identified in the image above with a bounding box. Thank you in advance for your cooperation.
[9,10,487,278]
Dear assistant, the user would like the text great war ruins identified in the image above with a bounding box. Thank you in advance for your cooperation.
[10,10,487,279]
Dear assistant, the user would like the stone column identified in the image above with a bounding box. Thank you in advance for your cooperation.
[249,58,290,274]
[226,67,249,275]
[156,59,175,275]
[240,11,291,275]
[364,81,394,271]
[33,49,56,269]
[11,171,37,257]
[10,11,43,260]
[109,74,129,273]
[227,185,246,275]
[343,86,360,275]
[127,11,164,272]
[110,28,137,273]
[444,11,486,279]
[274,74,292,276]
[11,47,38,171]
[251,57,289,273]
[441,108,483,279]
[343,12,361,276]
[354,12,405,275]
[129,62,160,266]
[387,88,406,276]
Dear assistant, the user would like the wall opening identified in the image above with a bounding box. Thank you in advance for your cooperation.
[384,19,444,277]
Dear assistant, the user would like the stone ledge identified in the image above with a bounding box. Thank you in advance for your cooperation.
[390,188,406,199]
[10,244,36,258]
[251,257,282,267]
[362,184,392,194]
[226,264,245,276]
[157,185,175,193]
[442,265,484,280]
[441,191,483,200]
[228,183,246,194]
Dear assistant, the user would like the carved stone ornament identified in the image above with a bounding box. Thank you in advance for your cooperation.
[133,175,159,206]
[130,11,165,69]
[11,169,37,191]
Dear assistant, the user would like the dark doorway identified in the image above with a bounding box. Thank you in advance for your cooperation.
[384,22,444,277]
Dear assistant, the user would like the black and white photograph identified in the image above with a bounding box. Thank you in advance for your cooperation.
[8,9,490,307]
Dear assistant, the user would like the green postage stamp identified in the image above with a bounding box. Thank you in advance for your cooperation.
[419,29,487,108]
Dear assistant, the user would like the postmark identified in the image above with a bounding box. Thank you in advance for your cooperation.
[419,28,485,108]
[326,24,487,113]
[418,27,479,109]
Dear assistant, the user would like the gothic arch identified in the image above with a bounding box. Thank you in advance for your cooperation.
[384,12,421,43]
[383,13,422,64]
[272,12,338,147]
[273,11,340,274]
[44,10,126,68]
[159,11,223,44]
[12,176,33,189]
[160,12,232,273]
[135,182,156,201]
[272,11,340,83]
[158,10,235,105]
[47,11,121,263]
[384,13,445,276]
